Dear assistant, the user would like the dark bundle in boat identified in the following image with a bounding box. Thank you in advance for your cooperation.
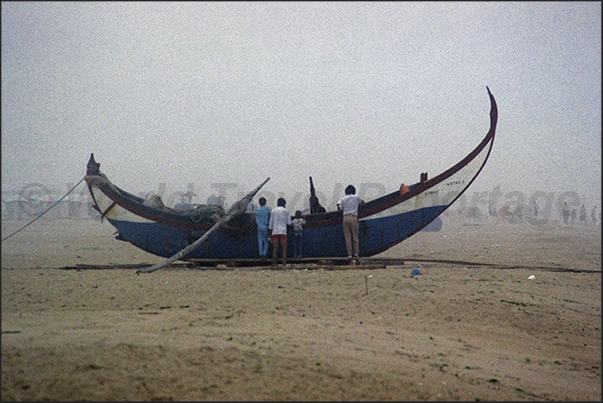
[188,204,225,223]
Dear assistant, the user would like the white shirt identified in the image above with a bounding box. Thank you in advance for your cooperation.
[338,194,364,216]
[291,217,306,232]
[269,206,292,235]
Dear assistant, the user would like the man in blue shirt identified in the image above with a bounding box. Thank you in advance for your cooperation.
[254,197,271,259]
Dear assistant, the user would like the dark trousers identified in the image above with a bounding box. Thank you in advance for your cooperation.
[293,231,303,258]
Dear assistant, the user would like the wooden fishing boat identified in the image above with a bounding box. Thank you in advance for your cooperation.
[85,87,498,261]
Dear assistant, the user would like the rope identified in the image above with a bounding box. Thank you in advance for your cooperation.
[1,178,85,242]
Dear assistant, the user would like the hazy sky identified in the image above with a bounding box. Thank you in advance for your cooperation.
[2,2,601,211]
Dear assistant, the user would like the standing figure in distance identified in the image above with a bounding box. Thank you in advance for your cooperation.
[570,208,577,225]
[269,197,292,265]
[254,197,271,259]
[579,204,587,225]
[291,210,306,258]
[337,184,365,259]
[562,202,570,224]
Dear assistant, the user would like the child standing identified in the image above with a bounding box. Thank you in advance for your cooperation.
[291,210,306,258]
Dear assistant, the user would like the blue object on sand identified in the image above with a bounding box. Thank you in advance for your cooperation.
[411,269,422,276]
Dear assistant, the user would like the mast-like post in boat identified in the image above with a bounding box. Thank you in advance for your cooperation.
[309,176,326,214]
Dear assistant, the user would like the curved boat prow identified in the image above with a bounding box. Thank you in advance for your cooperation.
[487,86,498,136]
[87,153,101,176]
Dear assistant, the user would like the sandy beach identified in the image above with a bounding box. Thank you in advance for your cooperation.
[1,215,600,401]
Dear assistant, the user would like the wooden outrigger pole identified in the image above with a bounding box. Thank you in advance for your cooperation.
[136,177,270,274]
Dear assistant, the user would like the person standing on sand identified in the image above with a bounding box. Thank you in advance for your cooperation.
[337,184,365,259]
[254,197,271,259]
[562,202,570,224]
[570,208,577,225]
[591,205,598,226]
[269,197,291,265]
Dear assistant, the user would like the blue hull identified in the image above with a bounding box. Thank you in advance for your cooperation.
[109,205,446,259]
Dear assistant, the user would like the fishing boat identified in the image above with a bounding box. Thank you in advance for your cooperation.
[85,87,498,262]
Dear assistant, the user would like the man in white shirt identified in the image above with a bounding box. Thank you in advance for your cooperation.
[269,197,292,265]
[337,184,365,259]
